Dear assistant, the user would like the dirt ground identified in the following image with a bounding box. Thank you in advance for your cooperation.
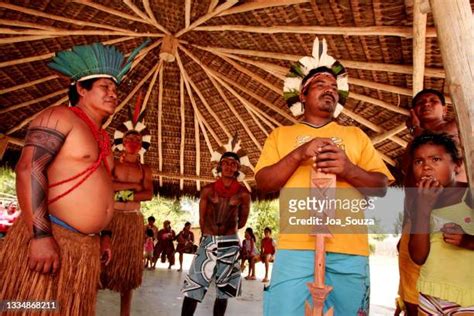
[97,238,399,316]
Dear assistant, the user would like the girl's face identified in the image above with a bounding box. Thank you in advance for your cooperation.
[412,144,459,186]
[245,231,250,239]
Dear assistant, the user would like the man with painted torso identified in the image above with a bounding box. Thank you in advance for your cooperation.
[181,152,251,316]
[101,129,153,316]
[0,76,117,316]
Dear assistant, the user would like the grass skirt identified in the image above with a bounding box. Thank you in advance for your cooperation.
[101,210,144,293]
[0,216,100,316]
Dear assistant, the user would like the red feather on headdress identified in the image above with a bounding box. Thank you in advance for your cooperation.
[132,90,144,126]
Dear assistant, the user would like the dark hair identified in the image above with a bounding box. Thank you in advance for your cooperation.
[124,130,141,137]
[264,227,272,234]
[245,227,256,242]
[301,66,336,96]
[410,132,462,164]
[146,228,154,237]
[411,89,446,108]
[184,221,191,227]
[68,78,100,106]
[220,152,240,163]
[147,216,155,222]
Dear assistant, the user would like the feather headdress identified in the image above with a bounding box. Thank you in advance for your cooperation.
[48,40,150,84]
[112,90,151,163]
[211,135,251,181]
[283,37,348,117]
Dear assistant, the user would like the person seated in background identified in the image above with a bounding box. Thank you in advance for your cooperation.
[153,220,176,269]
[260,227,276,283]
[176,222,196,272]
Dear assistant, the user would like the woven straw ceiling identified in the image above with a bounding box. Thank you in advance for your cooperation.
[1,0,473,196]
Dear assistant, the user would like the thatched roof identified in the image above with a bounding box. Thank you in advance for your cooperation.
[1,0,473,197]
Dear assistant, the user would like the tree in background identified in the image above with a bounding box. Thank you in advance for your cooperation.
[0,167,16,197]
[246,199,279,249]
[140,195,198,230]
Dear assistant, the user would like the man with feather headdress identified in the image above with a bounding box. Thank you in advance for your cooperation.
[0,40,148,315]
[100,91,153,316]
[255,37,393,316]
[181,136,251,316]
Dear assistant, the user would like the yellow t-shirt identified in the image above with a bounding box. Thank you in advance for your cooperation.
[255,122,394,256]
[417,197,474,307]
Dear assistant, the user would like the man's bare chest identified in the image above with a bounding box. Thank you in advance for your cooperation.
[114,162,143,182]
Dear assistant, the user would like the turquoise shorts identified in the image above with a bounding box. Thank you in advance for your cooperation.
[264,250,370,316]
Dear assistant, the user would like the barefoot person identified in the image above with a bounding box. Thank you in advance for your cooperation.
[176,222,196,272]
[101,97,153,316]
[181,137,251,316]
[153,220,177,269]
[0,41,147,315]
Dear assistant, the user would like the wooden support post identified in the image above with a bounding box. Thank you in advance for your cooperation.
[413,0,427,94]
[430,0,474,188]
[0,135,9,160]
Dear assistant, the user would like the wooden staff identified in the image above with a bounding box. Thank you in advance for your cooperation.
[305,168,335,316]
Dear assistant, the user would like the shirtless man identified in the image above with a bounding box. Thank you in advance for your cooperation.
[101,127,153,315]
[0,41,146,315]
[181,151,251,316]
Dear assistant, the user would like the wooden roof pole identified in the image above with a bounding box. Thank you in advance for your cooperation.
[194,113,201,191]
[176,53,219,151]
[6,96,69,135]
[0,35,58,45]
[178,65,223,147]
[123,0,170,34]
[195,25,437,38]
[178,45,285,127]
[430,0,474,188]
[218,0,309,16]
[1,75,58,95]
[104,62,162,128]
[175,0,238,37]
[341,109,407,148]
[152,172,254,183]
[204,67,281,128]
[0,37,135,69]
[184,0,191,28]
[413,0,427,94]
[180,75,186,191]
[215,53,282,95]
[0,89,67,114]
[183,72,232,139]
[207,74,263,152]
[207,0,219,13]
[0,2,141,33]
[157,64,164,187]
[193,45,445,78]
[71,0,158,26]
[142,0,163,31]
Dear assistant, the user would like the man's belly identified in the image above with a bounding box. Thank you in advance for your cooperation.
[48,171,114,234]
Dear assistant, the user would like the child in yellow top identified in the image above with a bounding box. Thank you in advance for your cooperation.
[408,133,474,314]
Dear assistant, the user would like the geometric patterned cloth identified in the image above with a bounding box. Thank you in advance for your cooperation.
[182,234,242,302]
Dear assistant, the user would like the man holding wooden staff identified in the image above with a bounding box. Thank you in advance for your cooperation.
[255,37,393,316]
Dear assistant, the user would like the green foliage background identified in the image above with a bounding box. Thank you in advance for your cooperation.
[0,167,16,197]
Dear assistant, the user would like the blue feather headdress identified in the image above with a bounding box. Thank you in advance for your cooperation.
[48,40,150,84]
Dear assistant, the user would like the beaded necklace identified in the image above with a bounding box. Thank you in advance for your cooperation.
[47,106,111,205]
